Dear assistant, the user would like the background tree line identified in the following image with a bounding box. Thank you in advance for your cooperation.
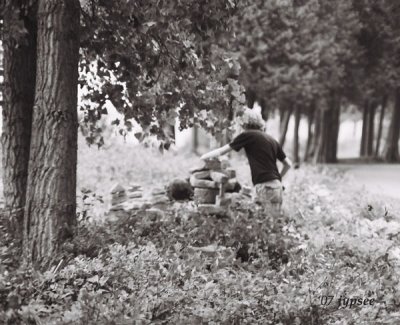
[1,0,399,269]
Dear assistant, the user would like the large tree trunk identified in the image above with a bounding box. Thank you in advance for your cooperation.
[375,95,387,157]
[384,89,400,162]
[313,93,341,163]
[293,106,300,164]
[23,0,80,268]
[279,107,292,146]
[1,1,37,236]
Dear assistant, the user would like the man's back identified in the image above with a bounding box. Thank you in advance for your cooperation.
[229,130,286,185]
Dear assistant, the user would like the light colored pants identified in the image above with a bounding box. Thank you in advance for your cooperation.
[254,180,283,216]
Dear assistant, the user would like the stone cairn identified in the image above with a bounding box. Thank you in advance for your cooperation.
[109,183,169,220]
[189,158,242,215]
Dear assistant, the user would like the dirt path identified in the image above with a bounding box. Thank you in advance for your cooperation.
[334,164,400,199]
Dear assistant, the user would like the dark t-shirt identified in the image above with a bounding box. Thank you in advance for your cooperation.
[229,130,286,185]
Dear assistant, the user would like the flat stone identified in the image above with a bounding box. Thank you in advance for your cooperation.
[189,159,221,174]
[198,204,227,216]
[111,195,127,206]
[128,191,143,199]
[210,171,228,184]
[194,188,219,204]
[190,176,219,189]
[240,186,252,197]
[204,158,222,171]
[222,168,236,179]
[151,188,166,195]
[127,184,142,192]
[110,204,125,212]
[192,170,211,180]
[216,195,232,207]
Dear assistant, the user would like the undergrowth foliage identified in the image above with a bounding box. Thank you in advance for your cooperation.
[1,167,400,324]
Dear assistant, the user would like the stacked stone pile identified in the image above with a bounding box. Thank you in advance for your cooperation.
[109,183,169,219]
[189,158,241,215]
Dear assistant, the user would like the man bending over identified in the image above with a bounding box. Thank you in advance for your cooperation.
[200,108,292,216]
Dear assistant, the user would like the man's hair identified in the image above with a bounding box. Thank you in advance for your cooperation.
[241,107,265,130]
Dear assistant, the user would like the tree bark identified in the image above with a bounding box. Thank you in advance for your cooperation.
[307,107,320,161]
[192,125,199,154]
[279,107,292,146]
[1,0,37,236]
[304,104,315,162]
[366,102,376,156]
[384,89,400,162]
[23,0,80,268]
[313,93,341,163]
[360,100,368,157]
[293,106,300,164]
[375,95,387,157]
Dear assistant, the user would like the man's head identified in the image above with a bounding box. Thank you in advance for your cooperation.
[240,107,265,130]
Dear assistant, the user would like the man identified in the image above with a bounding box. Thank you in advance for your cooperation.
[200,108,292,215]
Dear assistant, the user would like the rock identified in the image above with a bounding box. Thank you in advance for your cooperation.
[240,186,252,197]
[204,158,222,171]
[111,184,127,205]
[210,171,228,184]
[145,208,165,221]
[198,204,227,216]
[151,196,170,209]
[192,170,211,180]
[225,178,241,192]
[222,168,236,179]
[110,184,126,194]
[109,204,125,212]
[193,188,219,204]
[166,178,193,201]
[216,195,232,207]
[151,187,166,196]
[190,176,219,189]
[128,191,143,199]
[220,159,231,169]
[189,158,221,174]
[127,184,142,192]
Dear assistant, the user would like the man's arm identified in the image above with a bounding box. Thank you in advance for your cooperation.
[280,157,292,179]
[200,144,232,160]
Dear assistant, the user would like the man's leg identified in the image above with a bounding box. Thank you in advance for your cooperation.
[254,183,283,217]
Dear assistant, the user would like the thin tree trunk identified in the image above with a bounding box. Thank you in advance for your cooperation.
[279,107,292,146]
[366,102,376,156]
[293,106,300,164]
[308,108,320,160]
[304,103,315,161]
[23,0,80,268]
[360,100,368,157]
[1,0,37,236]
[375,95,387,157]
[259,98,268,121]
[193,125,199,154]
[384,89,400,162]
